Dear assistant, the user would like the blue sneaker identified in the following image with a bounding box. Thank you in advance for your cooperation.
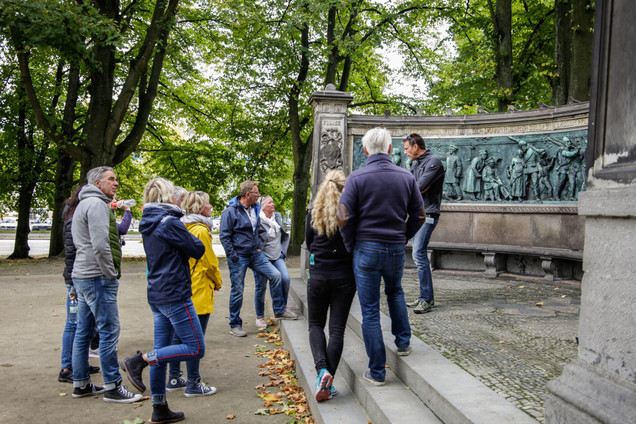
[185,378,217,397]
[328,384,337,398]
[315,368,333,402]
[166,376,187,392]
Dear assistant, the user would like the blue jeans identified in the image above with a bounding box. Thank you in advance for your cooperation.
[254,255,290,318]
[353,241,411,382]
[227,251,284,328]
[148,298,205,404]
[412,215,439,303]
[61,284,77,370]
[168,313,210,382]
[72,276,120,390]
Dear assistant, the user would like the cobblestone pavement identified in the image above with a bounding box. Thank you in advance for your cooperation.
[382,269,581,423]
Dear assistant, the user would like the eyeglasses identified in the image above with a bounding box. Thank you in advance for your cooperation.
[249,191,260,196]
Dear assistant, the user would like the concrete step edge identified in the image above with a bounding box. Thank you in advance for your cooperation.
[279,315,370,424]
[345,294,537,424]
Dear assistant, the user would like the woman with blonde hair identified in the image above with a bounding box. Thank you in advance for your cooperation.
[120,177,206,424]
[304,169,355,402]
[166,190,222,396]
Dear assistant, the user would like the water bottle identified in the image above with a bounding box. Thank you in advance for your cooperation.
[120,199,136,207]
[69,288,78,324]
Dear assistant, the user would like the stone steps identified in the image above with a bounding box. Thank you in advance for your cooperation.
[281,277,538,424]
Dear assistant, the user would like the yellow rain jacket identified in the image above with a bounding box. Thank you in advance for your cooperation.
[186,222,223,314]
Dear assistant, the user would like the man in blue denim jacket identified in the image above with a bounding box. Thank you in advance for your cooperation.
[337,128,425,386]
[403,133,445,314]
[220,181,297,337]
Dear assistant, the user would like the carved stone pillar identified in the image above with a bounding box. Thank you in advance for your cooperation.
[308,84,354,194]
[545,1,636,422]
[302,85,353,281]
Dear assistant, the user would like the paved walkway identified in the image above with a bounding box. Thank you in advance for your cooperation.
[0,254,580,423]
[397,269,580,423]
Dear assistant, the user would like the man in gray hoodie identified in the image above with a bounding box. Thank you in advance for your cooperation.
[70,166,142,403]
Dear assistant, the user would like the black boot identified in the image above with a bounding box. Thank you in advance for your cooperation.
[150,402,185,424]
[120,350,148,392]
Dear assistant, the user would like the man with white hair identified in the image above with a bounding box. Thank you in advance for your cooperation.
[71,166,142,403]
[337,127,425,386]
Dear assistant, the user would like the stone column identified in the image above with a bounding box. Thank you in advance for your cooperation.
[544,1,636,422]
[301,85,353,280]
[308,84,354,194]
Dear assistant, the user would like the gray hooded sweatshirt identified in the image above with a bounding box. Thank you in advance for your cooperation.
[71,184,117,280]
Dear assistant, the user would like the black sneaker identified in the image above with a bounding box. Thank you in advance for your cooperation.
[58,368,73,383]
[72,382,106,398]
[397,345,412,356]
[120,350,148,393]
[103,383,143,403]
[89,365,100,374]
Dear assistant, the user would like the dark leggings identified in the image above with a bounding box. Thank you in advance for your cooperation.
[307,277,356,375]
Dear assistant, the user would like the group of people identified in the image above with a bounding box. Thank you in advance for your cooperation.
[58,167,297,423]
[58,125,445,420]
[305,127,444,400]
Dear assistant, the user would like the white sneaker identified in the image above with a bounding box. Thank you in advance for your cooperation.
[88,348,100,358]
[255,318,267,329]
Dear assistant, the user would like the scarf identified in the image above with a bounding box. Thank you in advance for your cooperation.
[181,213,213,231]
[259,211,280,239]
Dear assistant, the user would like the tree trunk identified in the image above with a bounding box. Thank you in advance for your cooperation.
[569,0,594,101]
[489,0,514,111]
[49,149,75,257]
[9,181,35,259]
[8,105,34,259]
[289,136,312,255]
[552,0,572,105]
[288,23,311,255]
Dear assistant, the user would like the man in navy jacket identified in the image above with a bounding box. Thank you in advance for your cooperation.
[337,128,425,386]
[403,133,445,314]
[220,181,297,337]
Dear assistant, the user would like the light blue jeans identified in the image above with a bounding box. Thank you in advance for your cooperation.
[72,276,120,390]
[353,241,411,382]
[227,251,284,328]
[412,215,439,303]
[254,254,290,318]
[61,284,76,370]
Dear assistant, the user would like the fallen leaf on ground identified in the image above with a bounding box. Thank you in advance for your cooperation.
[498,340,505,344]
[52,313,59,317]
[59,393,67,396]
[226,414,235,420]
[536,302,544,306]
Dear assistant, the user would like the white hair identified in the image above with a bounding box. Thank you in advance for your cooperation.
[362,127,391,156]
[86,166,114,185]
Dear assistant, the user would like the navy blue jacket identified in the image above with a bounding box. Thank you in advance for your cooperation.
[305,212,353,280]
[338,154,425,252]
[410,151,445,215]
[219,196,262,262]
[139,203,205,305]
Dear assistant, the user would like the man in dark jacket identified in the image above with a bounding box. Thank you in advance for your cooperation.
[219,181,297,337]
[338,127,425,386]
[403,133,445,314]
[70,166,142,403]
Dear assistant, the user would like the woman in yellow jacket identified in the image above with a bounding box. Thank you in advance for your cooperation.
[166,190,223,397]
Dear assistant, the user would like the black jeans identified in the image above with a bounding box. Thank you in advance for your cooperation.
[307,277,357,375]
